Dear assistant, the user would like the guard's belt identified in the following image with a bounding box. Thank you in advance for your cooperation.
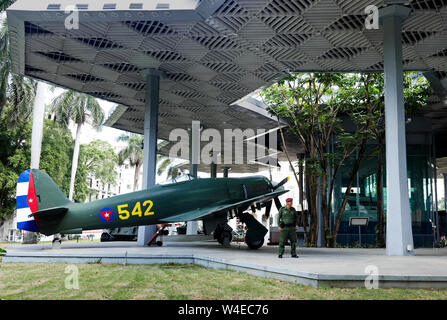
[283,223,296,227]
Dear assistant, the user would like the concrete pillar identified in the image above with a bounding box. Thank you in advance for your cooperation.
[187,121,200,235]
[30,82,46,169]
[137,69,161,246]
[380,5,414,256]
[24,82,46,244]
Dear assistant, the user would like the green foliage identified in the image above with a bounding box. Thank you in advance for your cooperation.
[0,117,76,219]
[51,90,104,129]
[79,140,118,186]
[261,71,431,247]
[117,133,143,168]
[0,20,37,124]
[0,0,12,12]
[76,140,118,202]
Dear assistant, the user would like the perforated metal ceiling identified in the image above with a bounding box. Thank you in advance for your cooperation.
[6,0,447,171]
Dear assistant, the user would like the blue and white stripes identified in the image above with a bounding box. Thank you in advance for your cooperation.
[16,170,39,232]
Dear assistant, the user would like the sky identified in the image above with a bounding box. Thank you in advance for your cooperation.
[41,82,129,150]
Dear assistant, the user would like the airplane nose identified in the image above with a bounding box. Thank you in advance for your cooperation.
[272,177,289,190]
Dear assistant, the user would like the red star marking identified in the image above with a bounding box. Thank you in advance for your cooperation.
[100,210,113,222]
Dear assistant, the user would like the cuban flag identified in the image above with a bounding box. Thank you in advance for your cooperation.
[16,169,40,232]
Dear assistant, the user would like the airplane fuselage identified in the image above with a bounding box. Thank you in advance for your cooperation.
[41,176,272,235]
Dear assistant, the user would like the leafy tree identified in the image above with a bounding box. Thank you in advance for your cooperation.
[78,140,118,201]
[262,73,368,246]
[0,119,76,219]
[339,72,430,247]
[0,20,37,127]
[51,90,105,200]
[262,72,431,248]
[0,0,12,12]
[117,133,143,192]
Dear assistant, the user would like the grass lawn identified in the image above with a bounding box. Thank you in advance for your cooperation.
[0,260,447,300]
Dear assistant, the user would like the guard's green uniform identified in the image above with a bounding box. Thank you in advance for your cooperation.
[277,206,299,256]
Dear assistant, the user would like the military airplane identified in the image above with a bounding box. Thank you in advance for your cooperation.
[16,169,289,249]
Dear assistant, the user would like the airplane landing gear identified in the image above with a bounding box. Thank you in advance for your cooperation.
[214,224,233,247]
[52,236,62,249]
[238,212,268,250]
[246,238,264,250]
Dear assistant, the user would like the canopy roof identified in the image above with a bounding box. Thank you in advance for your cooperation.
[6,0,447,171]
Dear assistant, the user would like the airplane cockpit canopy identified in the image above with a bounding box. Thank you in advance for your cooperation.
[159,174,197,186]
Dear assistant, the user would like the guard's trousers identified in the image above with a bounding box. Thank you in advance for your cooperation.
[278,226,297,256]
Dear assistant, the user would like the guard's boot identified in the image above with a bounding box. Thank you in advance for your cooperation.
[278,255,283,258]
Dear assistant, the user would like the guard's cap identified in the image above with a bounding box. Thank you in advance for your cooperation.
[286,198,293,202]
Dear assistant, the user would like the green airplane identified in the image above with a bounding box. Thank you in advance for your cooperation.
[16,169,289,249]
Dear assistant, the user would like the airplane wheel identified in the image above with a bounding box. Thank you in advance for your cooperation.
[246,238,264,250]
[156,241,163,247]
[218,230,232,247]
[100,232,112,242]
[52,238,62,249]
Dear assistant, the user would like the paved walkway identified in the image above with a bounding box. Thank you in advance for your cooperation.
[4,241,447,288]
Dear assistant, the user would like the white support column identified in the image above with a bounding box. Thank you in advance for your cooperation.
[24,82,47,244]
[30,82,46,169]
[380,5,414,256]
[137,69,162,246]
[187,121,200,235]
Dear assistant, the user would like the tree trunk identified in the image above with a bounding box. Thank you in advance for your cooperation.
[306,168,319,246]
[321,168,331,247]
[330,139,367,247]
[133,163,141,191]
[298,156,308,240]
[376,135,385,248]
[68,123,82,201]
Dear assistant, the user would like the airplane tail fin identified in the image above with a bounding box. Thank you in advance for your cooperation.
[16,169,70,232]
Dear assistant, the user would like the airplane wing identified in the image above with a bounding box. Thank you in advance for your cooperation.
[160,189,288,223]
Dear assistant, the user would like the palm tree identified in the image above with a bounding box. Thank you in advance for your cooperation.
[0,19,36,127]
[117,133,144,192]
[0,0,12,12]
[51,90,105,200]
[117,133,179,190]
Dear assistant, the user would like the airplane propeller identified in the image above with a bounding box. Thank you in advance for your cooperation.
[274,196,282,211]
[264,200,272,217]
[249,177,290,219]
[273,176,289,190]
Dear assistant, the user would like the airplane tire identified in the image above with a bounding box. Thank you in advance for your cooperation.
[246,238,264,250]
[219,230,232,247]
[52,238,62,249]
[156,241,163,247]
[100,232,112,242]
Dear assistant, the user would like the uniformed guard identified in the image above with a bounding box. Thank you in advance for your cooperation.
[277,198,299,258]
